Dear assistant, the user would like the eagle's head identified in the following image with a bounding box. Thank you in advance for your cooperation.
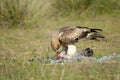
[51,34,61,52]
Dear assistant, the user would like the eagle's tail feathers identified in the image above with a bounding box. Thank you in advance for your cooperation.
[91,28,103,32]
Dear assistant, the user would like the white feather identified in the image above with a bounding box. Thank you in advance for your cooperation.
[65,45,77,59]
[58,32,64,37]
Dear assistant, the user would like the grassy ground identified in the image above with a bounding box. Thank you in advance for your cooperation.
[0,1,120,79]
[0,14,120,80]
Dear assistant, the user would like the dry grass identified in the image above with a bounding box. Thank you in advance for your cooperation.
[0,0,120,80]
[0,15,120,80]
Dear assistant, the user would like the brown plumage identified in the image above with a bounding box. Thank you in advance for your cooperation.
[51,26,105,52]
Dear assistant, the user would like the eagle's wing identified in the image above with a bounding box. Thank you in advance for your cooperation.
[59,26,74,32]
[77,26,105,40]
[58,27,90,44]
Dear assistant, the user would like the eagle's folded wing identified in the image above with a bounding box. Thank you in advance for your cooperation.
[58,27,88,44]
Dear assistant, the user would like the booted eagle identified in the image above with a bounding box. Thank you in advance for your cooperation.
[51,26,105,59]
